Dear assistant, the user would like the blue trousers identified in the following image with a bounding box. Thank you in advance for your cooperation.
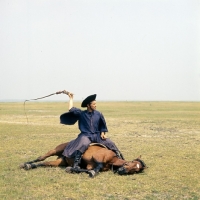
[62,132,120,158]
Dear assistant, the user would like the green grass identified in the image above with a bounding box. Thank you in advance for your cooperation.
[0,101,200,199]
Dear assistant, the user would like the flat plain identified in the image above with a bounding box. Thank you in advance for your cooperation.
[0,101,200,200]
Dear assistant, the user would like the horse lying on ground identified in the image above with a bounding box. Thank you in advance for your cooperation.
[20,142,147,178]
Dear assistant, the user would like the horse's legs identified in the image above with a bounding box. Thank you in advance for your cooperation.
[88,162,103,178]
[87,148,113,178]
[24,157,67,170]
[20,142,68,168]
[37,142,68,161]
[36,149,60,162]
[19,149,56,168]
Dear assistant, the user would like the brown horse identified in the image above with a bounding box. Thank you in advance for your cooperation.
[20,142,147,177]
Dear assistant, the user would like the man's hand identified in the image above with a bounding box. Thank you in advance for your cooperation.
[63,90,74,98]
[61,90,74,110]
[68,92,73,99]
[101,132,107,140]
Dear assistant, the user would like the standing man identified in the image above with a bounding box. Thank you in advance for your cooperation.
[61,91,124,171]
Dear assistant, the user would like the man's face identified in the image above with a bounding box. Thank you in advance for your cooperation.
[88,100,96,111]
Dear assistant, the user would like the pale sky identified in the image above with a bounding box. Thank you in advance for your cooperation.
[0,0,200,101]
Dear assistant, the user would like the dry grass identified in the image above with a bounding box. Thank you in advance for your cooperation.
[0,101,200,200]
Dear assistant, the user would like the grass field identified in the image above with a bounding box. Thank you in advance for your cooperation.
[0,101,200,200]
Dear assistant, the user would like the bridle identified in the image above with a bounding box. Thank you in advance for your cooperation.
[115,161,131,175]
[115,159,146,175]
[24,90,72,123]
[133,158,146,169]
[112,160,128,173]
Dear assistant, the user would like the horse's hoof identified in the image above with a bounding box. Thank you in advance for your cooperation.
[65,166,73,173]
[70,166,81,173]
[88,170,96,178]
[19,163,25,169]
[24,164,32,170]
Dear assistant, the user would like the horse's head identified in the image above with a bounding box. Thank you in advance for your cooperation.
[116,156,147,175]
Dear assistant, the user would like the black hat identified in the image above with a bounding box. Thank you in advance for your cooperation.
[81,94,97,107]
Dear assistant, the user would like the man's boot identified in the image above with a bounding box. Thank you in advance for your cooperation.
[114,150,125,160]
[72,150,82,172]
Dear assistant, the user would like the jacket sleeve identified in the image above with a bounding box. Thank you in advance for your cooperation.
[99,113,108,132]
[60,107,81,125]
[69,107,82,116]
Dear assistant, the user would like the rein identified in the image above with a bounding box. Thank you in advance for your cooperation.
[24,90,71,123]
[112,160,127,173]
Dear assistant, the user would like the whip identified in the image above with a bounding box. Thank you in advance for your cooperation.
[24,90,73,123]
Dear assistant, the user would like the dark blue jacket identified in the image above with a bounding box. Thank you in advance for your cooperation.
[60,107,108,134]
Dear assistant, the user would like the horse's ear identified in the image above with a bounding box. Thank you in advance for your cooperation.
[132,155,142,162]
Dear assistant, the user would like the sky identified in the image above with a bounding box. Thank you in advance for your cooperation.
[0,0,200,102]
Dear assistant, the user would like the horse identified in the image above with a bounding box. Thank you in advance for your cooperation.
[20,142,147,178]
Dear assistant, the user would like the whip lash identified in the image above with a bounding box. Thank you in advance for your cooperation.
[24,90,72,123]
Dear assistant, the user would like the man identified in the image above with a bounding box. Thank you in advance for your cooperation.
[61,92,124,171]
